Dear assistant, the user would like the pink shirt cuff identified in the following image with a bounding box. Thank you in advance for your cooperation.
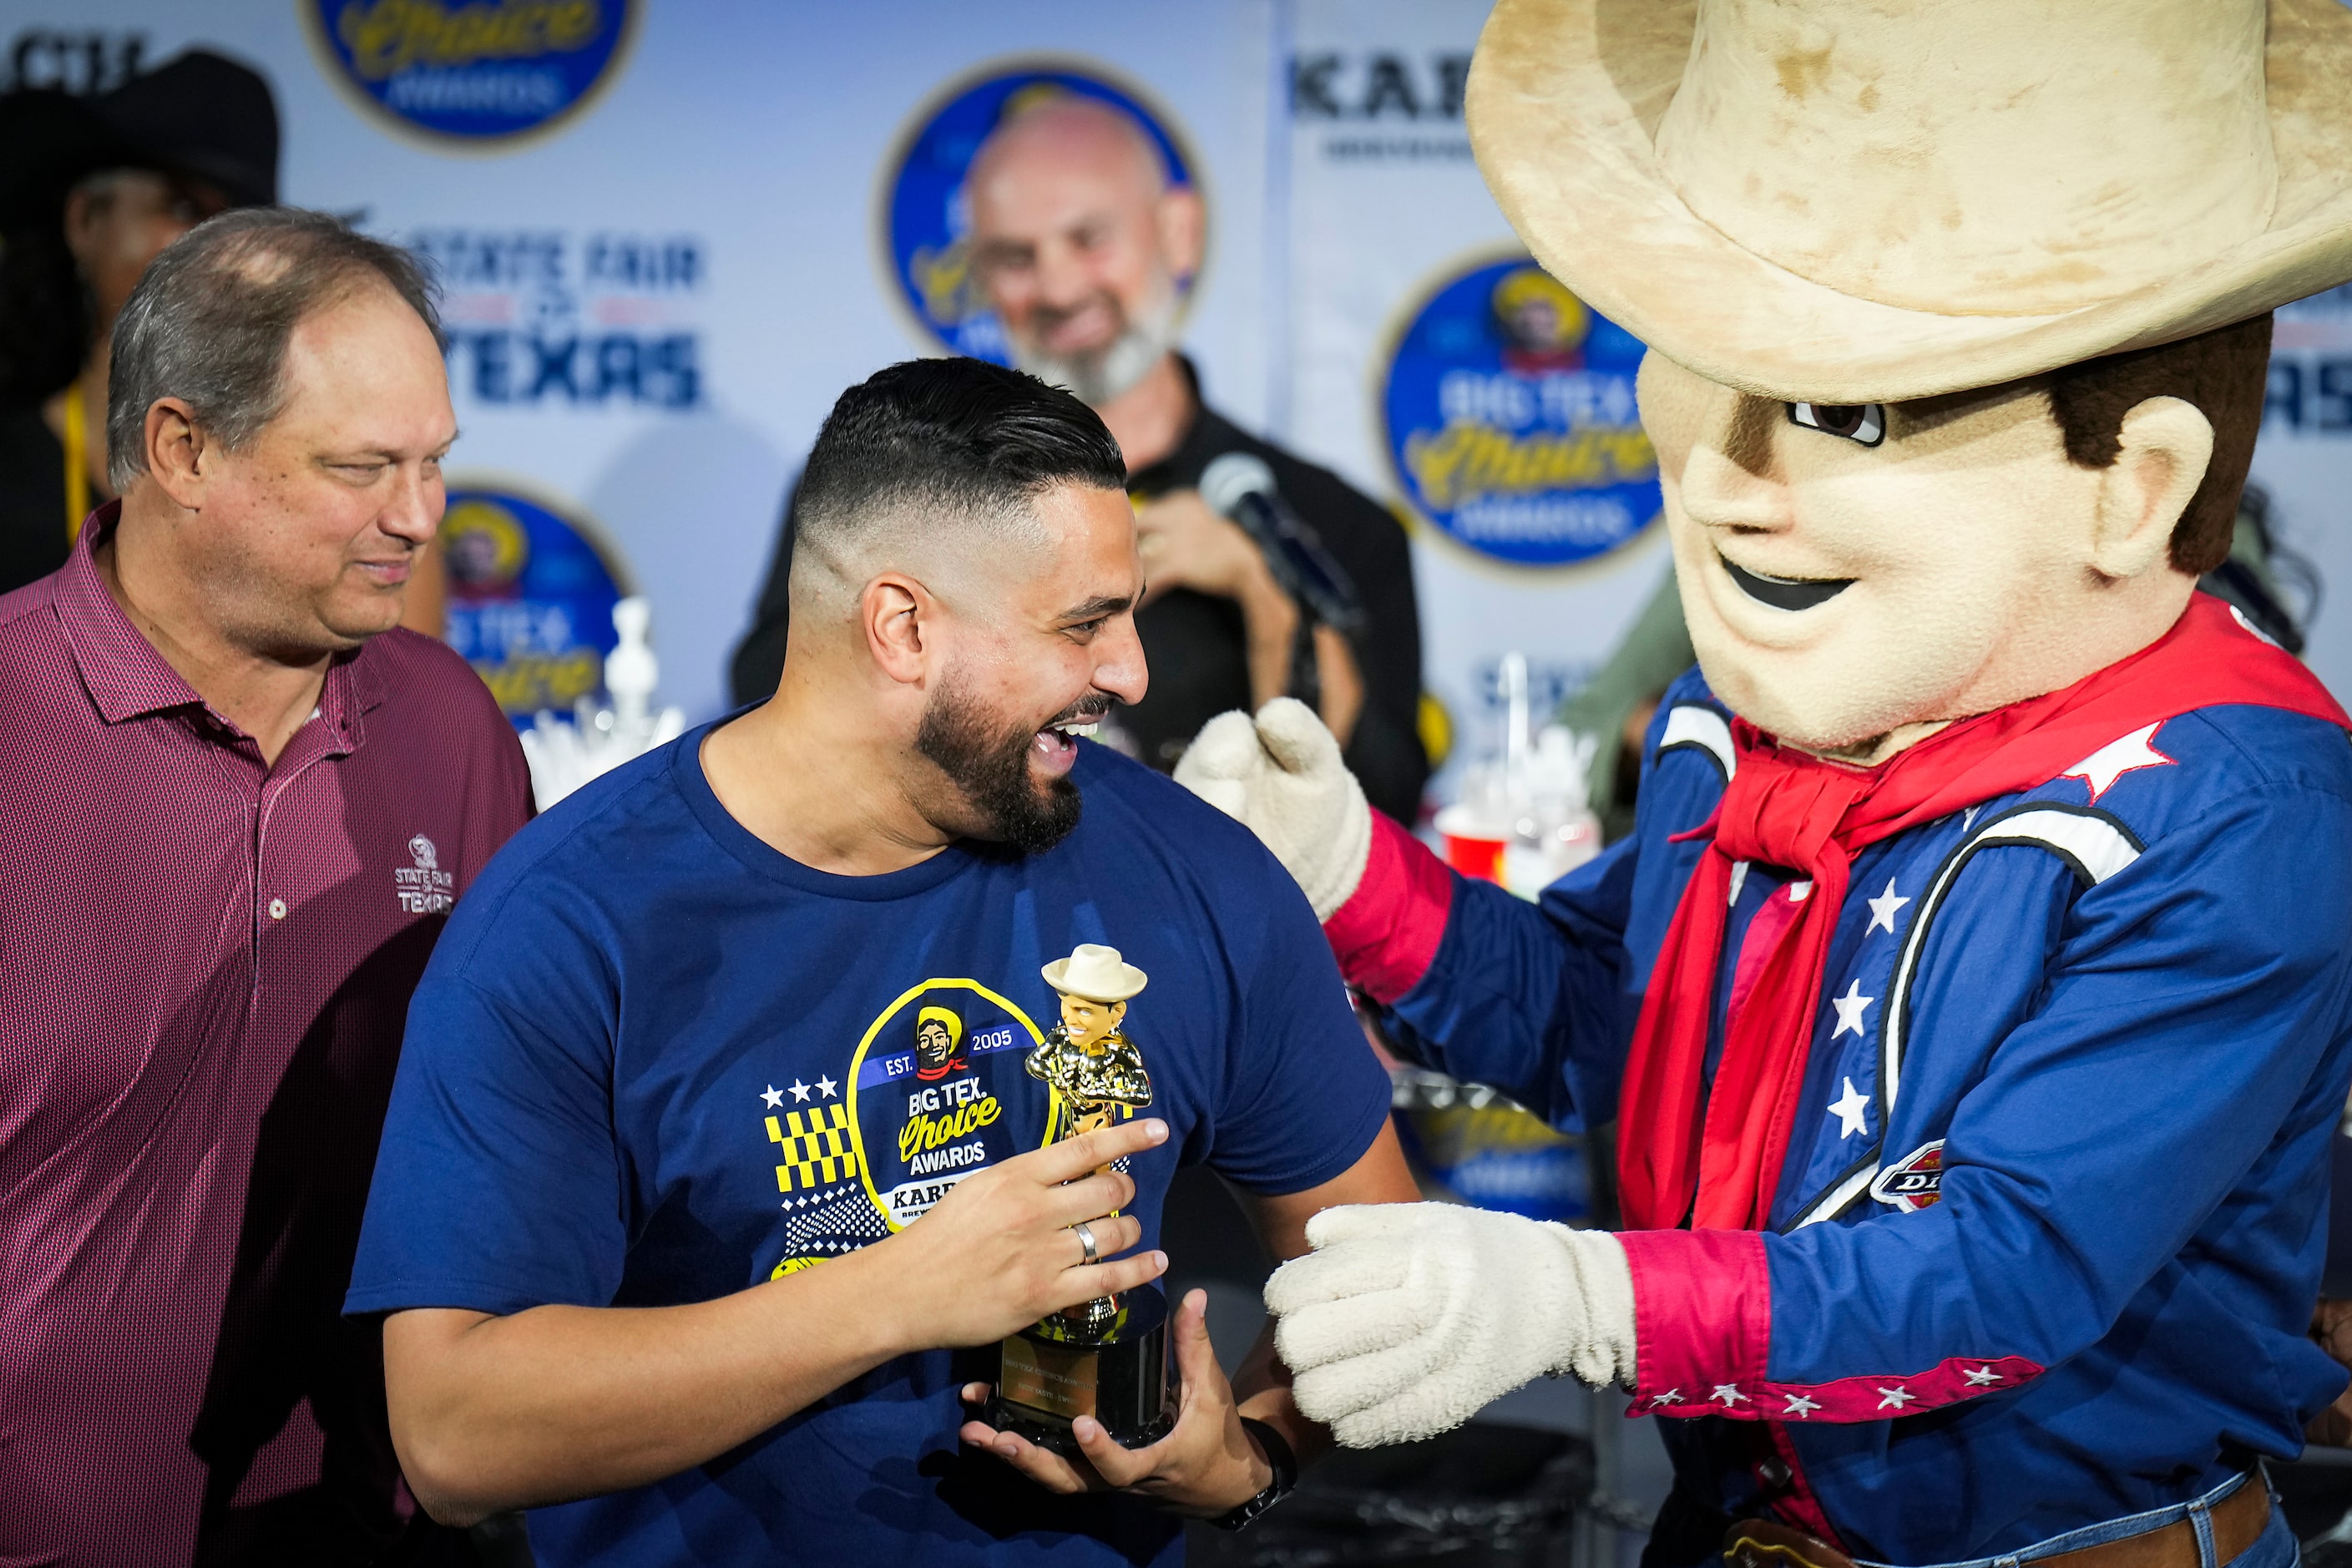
[1620,1228,2043,1424]
[1322,810,1454,1005]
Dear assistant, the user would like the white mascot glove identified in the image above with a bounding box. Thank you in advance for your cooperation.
[1173,697,1372,920]
[1265,1202,1637,1448]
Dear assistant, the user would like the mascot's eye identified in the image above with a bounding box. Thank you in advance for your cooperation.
[1787,402,1886,447]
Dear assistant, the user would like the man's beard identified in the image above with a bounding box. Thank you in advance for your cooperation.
[915,679,1109,854]
[1006,275,1181,408]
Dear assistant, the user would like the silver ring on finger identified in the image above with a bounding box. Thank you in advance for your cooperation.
[1073,1220,1100,1265]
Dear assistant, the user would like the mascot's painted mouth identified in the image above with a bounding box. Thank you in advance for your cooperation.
[1718,552,1854,612]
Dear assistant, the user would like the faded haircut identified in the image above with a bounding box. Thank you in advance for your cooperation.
[106,206,440,492]
[792,357,1127,597]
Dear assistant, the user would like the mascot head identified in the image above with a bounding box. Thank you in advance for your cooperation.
[1469,0,2352,754]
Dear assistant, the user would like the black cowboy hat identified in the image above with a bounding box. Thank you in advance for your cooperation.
[0,48,278,230]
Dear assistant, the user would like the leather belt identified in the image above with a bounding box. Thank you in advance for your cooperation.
[1724,1479,2269,1568]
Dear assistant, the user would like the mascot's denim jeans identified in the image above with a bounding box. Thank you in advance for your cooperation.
[1851,1472,2295,1568]
[1648,1472,2295,1568]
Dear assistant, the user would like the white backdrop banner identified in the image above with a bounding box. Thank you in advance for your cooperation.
[17,3,2350,802]
[1279,0,1670,782]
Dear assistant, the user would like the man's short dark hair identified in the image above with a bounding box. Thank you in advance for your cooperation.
[106,206,439,491]
[794,357,1126,551]
[2044,313,2272,576]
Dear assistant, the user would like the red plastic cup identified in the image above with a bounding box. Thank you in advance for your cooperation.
[1433,805,1510,883]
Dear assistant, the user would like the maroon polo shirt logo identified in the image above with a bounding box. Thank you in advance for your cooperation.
[397,834,457,914]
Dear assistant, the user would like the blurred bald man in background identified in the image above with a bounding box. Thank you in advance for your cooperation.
[733,90,1429,824]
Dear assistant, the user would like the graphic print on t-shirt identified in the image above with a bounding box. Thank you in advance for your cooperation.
[764,978,1058,1278]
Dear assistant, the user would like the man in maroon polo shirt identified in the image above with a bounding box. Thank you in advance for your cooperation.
[0,208,530,1564]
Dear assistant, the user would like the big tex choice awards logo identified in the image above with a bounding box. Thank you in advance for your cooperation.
[439,483,629,724]
[1381,253,1660,569]
[881,59,1200,360]
[307,0,636,144]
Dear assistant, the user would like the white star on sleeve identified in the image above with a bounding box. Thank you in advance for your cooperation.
[789,1079,812,1102]
[1830,979,1875,1039]
[1865,878,1910,935]
[1652,1388,1684,1404]
[1962,1366,2002,1387]
[2060,722,2173,802]
[816,1075,840,1099]
[761,1084,785,1109]
[1711,1384,1749,1406]
[1877,1385,1916,1409]
[1828,1077,1870,1140]
[1782,1393,1821,1417]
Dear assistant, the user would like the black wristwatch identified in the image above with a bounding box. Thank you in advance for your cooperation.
[1209,1417,1299,1532]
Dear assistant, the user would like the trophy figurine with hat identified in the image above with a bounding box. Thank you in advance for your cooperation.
[989,943,1175,1453]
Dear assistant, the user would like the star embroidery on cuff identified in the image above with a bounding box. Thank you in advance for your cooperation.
[1828,1077,1870,1140]
[1651,1388,1685,1405]
[1877,1385,1916,1410]
[2060,722,2173,803]
[1711,1384,1749,1407]
[1865,878,1910,936]
[815,1075,840,1099]
[789,1079,812,1102]
[1782,1393,1821,1418]
[1830,979,1876,1039]
[1962,1366,2003,1387]
[761,1084,785,1109]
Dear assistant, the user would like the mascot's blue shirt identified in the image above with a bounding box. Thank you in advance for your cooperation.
[1384,666,2352,1560]
[347,731,1391,1568]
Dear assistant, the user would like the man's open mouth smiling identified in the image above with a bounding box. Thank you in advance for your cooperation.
[1030,706,1111,778]
[1717,551,1855,612]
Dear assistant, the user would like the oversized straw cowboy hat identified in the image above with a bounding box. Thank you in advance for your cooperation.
[1465,0,2352,403]
[1042,944,1149,1004]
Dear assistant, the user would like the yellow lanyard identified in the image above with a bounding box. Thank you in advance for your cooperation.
[63,381,90,543]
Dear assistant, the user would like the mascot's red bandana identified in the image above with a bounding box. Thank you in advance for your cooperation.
[1617,594,2352,1232]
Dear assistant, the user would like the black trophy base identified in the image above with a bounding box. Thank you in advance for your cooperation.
[990,1282,1176,1455]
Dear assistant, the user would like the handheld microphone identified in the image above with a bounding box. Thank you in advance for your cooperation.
[1198,453,1364,635]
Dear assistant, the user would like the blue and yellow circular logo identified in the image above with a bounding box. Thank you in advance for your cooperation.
[842,979,1056,1234]
[880,59,1199,360]
[440,484,630,725]
[308,0,635,144]
[1381,254,1660,569]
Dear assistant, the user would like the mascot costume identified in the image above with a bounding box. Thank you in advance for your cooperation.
[1177,0,2352,1561]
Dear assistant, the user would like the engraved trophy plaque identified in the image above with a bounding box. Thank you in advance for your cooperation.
[990,944,1176,1454]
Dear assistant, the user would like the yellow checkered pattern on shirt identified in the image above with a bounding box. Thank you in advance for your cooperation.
[769,1104,857,1192]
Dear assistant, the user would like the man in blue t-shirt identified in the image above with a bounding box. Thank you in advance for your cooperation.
[346,357,1415,1565]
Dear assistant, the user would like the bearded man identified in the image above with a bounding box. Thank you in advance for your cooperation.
[1181,2,2352,1564]
[731,91,1428,824]
[350,357,1417,1565]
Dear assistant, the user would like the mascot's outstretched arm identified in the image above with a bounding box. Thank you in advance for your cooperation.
[1181,698,1647,1443]
[1177,699,1631,1125]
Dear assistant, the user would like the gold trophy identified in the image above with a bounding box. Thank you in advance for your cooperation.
[990,944,1176,1453]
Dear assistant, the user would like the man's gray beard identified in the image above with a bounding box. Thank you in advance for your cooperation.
[1009,287,1181,409]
